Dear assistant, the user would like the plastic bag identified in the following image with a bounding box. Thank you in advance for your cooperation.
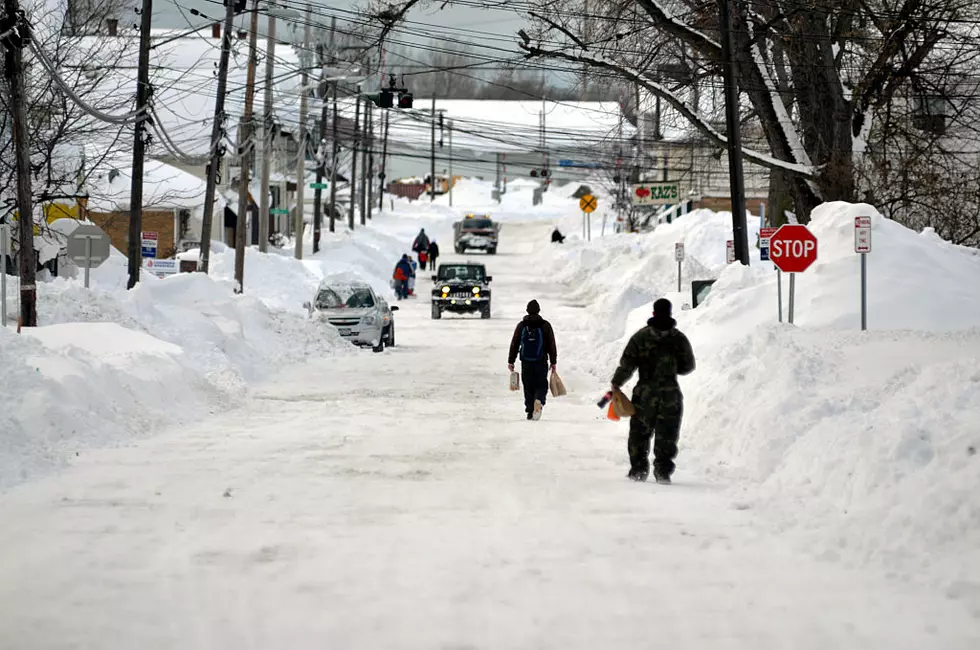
[509,371,520,391]
[549,369,567,397]
[611,388,636,418]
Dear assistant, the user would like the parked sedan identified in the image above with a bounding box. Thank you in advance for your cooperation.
[304,281,398,352]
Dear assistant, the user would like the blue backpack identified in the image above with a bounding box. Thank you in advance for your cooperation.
[520,325,545,362]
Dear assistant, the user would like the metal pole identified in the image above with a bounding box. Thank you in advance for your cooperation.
[718,0,749,265]
[430,95,436,201]
[777,268,783,323]
[677,259,681,293]
[84,237,92,289]
[258,10,276,252]
[128,0,153,289]
[366,100,374,221]
[295,7,312,259]
[448,119,453,207]
[235,0,261,291]
[348,88,360,230]
[198,0,236,272]
[788,272,795,324]
[861,253,867,331]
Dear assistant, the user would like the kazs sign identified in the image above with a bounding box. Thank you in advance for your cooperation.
[632,182,680,206]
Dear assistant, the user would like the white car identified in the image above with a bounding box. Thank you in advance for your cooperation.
[304,282,397,352]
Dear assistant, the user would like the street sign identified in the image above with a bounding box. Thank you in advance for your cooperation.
[855,216,872,253]
[309,182,328,190]
[579,194,598,214]
[271,208,289,215]
[67,223,111,289]
[141,231,158,258]
[759,227,778,261]
[675,243,685,261]
[632,182,681,206]
[726,240,735,264]
[769,224,818,273]
[66,224,111,267]
[142,258,178,278]
[558,160,602,169]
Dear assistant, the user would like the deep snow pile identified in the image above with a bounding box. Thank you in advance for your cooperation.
[543,202,980,605]
[1,207,462,490]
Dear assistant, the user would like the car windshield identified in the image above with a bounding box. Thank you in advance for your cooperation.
[462,219,493,230]
[315,287,375,309]
[438,265,485,282]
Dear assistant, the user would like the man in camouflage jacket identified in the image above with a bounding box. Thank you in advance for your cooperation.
[611,298,696,484]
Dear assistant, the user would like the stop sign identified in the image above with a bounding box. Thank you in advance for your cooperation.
[769,224,818,273]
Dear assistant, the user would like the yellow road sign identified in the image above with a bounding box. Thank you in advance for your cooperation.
[579,194,598,213]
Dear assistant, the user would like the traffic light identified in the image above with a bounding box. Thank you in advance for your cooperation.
[530,170,538,177]
[397,92,413,109]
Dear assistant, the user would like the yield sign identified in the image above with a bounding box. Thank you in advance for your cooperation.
[769,224,818,273]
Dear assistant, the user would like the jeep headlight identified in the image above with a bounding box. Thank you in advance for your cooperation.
[472,286,480,294]
[441,285,451,293]
[362,315,376,325]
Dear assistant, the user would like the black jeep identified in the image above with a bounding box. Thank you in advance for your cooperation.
[431,263,492,319]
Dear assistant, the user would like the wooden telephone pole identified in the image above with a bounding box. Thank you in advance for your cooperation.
[234,0,260,292]
[127,0,153,289]
[198,1,237,273]
[348,87,360,230]
[2,0,37,325]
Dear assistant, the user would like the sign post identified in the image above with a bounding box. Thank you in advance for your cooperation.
[579,194,598,242]
[66,224,112,289]
[760,226,780,321]
[855,216,872,331]
[0,224,8,327]
[768,224,819,324]
[675,242,685,292]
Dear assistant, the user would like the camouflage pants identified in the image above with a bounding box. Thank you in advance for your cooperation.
[628,389,683,478]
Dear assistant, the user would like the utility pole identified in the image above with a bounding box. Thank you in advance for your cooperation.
[127,0,153,290]
[233,0,259,292]
[361,96,369,225]
[312,17,336,253]
[294,6,312,260]
[348,87,360,230]
[258,7,276,252]
[429,95,436,201]
[199,1,237,272]
[328,84,339,233]
[366,99,374,221]
[448,119,453,207]
[378,108,389,211]
[2,1,37,326]
[719,0,749,265]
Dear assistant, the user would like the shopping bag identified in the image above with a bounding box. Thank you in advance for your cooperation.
[509,371,520,391]
[549,369,567,397]
[611,388,636,418]
[606,402,620,421]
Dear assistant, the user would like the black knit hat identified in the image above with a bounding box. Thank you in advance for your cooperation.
[526,299,541,315]
[653,298,672,318]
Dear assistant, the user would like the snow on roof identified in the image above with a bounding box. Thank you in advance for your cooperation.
[84,154,216,212]
[75,29,304,156]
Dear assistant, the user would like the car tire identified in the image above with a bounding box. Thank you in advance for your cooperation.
[481,304,491,319]
[372,340,384,353]
[487,248,497,255]
[431,304,442,319]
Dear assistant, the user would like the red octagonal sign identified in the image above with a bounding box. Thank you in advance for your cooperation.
[769,224,818,273]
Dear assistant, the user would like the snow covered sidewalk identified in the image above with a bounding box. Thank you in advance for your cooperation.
[0,222,977,649]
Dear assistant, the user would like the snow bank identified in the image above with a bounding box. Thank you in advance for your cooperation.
[543,201,980,604]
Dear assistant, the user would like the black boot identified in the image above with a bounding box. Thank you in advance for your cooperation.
[653,469,671,485]
[627,469,648,482]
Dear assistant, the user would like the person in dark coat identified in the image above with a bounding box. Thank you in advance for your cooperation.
[551,227,565,243]
[428,240,440,271]
[611,298,695,484]
[412,229,430,255]
[393,254,413,300]
[508,300,558,420]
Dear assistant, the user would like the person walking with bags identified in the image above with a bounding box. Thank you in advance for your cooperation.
[428,240,440,270]
[508,300,558,420]
[611,298,695,484]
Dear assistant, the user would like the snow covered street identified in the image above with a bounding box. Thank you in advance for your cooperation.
[1,220,977,649]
